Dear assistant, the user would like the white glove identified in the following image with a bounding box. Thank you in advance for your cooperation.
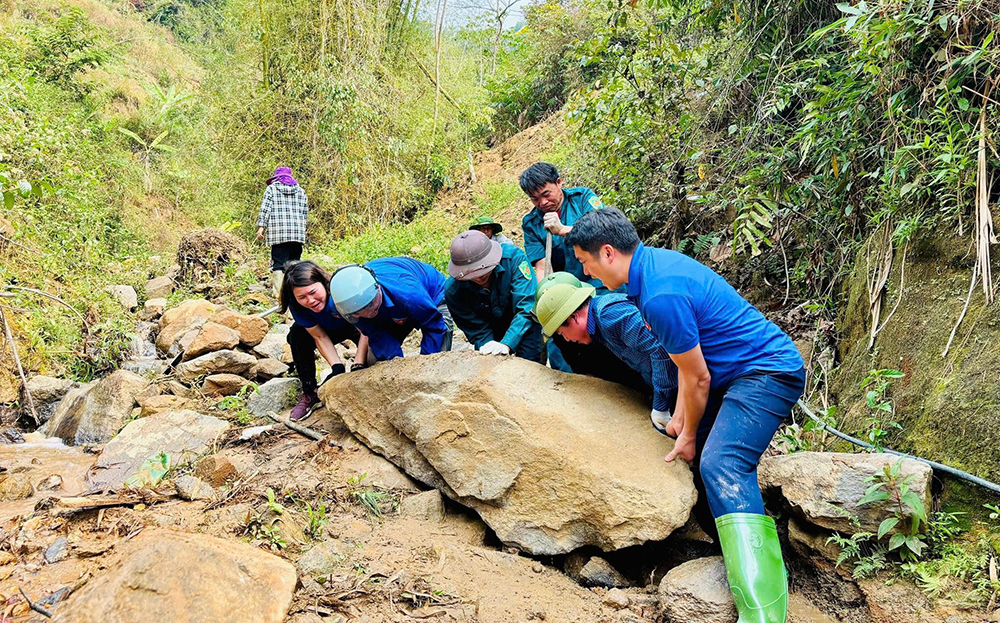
[650,409,672,436]
[543,212,564,235]
[480,340,511,355]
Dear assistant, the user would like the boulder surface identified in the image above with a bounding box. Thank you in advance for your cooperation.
[320,352,696,555]
[658,556,736,623]
[43,371,148,445]
[51,529,295,623]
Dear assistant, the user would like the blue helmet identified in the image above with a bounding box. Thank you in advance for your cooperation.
[330,265,379,316]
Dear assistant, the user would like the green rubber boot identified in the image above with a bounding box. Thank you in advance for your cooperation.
[716,513,788,623]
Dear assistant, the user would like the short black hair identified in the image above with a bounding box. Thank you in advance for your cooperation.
[519,162,560,194]
[279,260,331,314]
[565,207,641,254]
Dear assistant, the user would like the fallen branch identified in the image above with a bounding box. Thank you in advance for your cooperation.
[265,410,328,442]
[38,491,175,517]
[1,285,89,336]
[0,305,38,425]
[18,587,53,618]
[0,232,42,256]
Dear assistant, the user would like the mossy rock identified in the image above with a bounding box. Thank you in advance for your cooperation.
[833,232,1000,487]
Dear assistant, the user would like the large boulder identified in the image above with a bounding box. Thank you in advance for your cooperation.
[201,374,251,397]
[145,276,174,299]
[658,557,736,623]
[176,350,256,383]
[43,371,149,445]
[211,309,269,347]
[156,299,220,356]
[89,410,230,490]
[319,352,697,555]
[253,325,290,360]
[25,375,77,423]
[181,322,240,361]
[50,529,295,623]
[758,452,932,534]
[159,299,219,331]
[247,377,301,418]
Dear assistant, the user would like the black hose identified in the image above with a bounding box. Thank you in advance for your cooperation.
[795,399,1000,496]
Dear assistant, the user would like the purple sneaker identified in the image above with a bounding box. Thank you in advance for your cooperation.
[289,392,320,422]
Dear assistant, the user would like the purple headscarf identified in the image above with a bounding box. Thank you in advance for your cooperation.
[266,166,298,186]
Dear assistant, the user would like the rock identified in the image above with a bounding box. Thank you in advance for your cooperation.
[37,474,63,491]
[135,384,162,402]
[658,557,736,623]
[104,285,137,311]
[296,541,344,579]
[137,394,197,418]
[253,358,289,381]
[0,427,25,443]
[27,375,77,423]
[201,374,251,397]
[140,297,167,321]
[758,452,932,534]
[247,377,301,418]
[0,471,34,501]
[156,318,205,356]
[211,309,269,347]
[176,350,257,383]
[182,322,241,361]
[50,529,295,623]
[788,516,841,563]
[175,229,247,282]
[319,352,697,555]
[90,410,230,490]
[577,556,629,588]
[145,276,174,299]
[174,475,216,501]
[44,537,69,564]
[0,551,15,565]
[43,371,149,446]
[159,299,219,331]
[603,588,631,609]
[195,454,239,487]
[253,328,289,361]
[400,490,445,521]
[166,380,199,399]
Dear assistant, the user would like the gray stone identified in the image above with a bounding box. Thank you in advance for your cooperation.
[400,490,445,521]
[252,327,290,361]
[176,350,257,383]
[174,475,216,501]
[247,378,301,418]
[578,556,629,588]
[43,371,149,446]
[295,540,344,579]
[603,588,631,609]
[50,529,296,623]
[758,452,933,535]
[658,557,735,623]
[145,276,174,299]
[104,285,138,311]
[319,352,697,555]
[26,375,77,423]
[253,358,289,381]
[90,410,230,490]
[0,427,25,444]
[44,537,69,564]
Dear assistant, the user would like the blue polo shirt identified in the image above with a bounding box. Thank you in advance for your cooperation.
[587,294,678,412]
[290,292,352,334]
[522,186,609,291]
[351,257,448,360]
[626,243,802,389]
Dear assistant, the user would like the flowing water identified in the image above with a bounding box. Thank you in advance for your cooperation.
[0,433,96,522]
[120,321,166,376]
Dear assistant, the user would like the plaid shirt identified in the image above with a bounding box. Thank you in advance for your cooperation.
[257,182,308,246]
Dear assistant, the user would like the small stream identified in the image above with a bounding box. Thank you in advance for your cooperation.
[120,321,166,376]
[0,432,96,522]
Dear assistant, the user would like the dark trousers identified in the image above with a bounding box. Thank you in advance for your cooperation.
[548,336,648,394]
[287,322,360,395]
[271,241,303,272]
[691,368,806,528]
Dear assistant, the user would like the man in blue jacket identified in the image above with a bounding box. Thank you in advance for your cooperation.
[534,281,678,431]
[566,207,805,623]
[329,258,454,365]
[444,230,542,361]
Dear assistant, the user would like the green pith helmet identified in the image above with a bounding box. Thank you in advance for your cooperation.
[534,282,595,337]
[468,215,503,234]
[534,271,583,303]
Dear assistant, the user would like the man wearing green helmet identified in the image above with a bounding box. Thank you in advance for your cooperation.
[468,215,514,246]
[534,276,678,431]
[444,230,542,361]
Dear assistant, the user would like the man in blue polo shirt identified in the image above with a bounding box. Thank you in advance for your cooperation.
[566,207,804,623]
[329,258,454,364]
[444,230,542,361]
[534,280,678,428]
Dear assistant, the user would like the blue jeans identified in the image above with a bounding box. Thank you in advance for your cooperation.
[694,368,805,518]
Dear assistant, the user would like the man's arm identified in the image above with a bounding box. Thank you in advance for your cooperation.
[533,259,546,283]
[665,345,711,463]
[501,255,539,350]
[406,287,449,355]
[305,325,344,367]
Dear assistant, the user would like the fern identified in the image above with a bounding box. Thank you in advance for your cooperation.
[733,199,774,256]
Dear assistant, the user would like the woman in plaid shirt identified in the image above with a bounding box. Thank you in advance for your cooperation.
[257,166,308,297]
